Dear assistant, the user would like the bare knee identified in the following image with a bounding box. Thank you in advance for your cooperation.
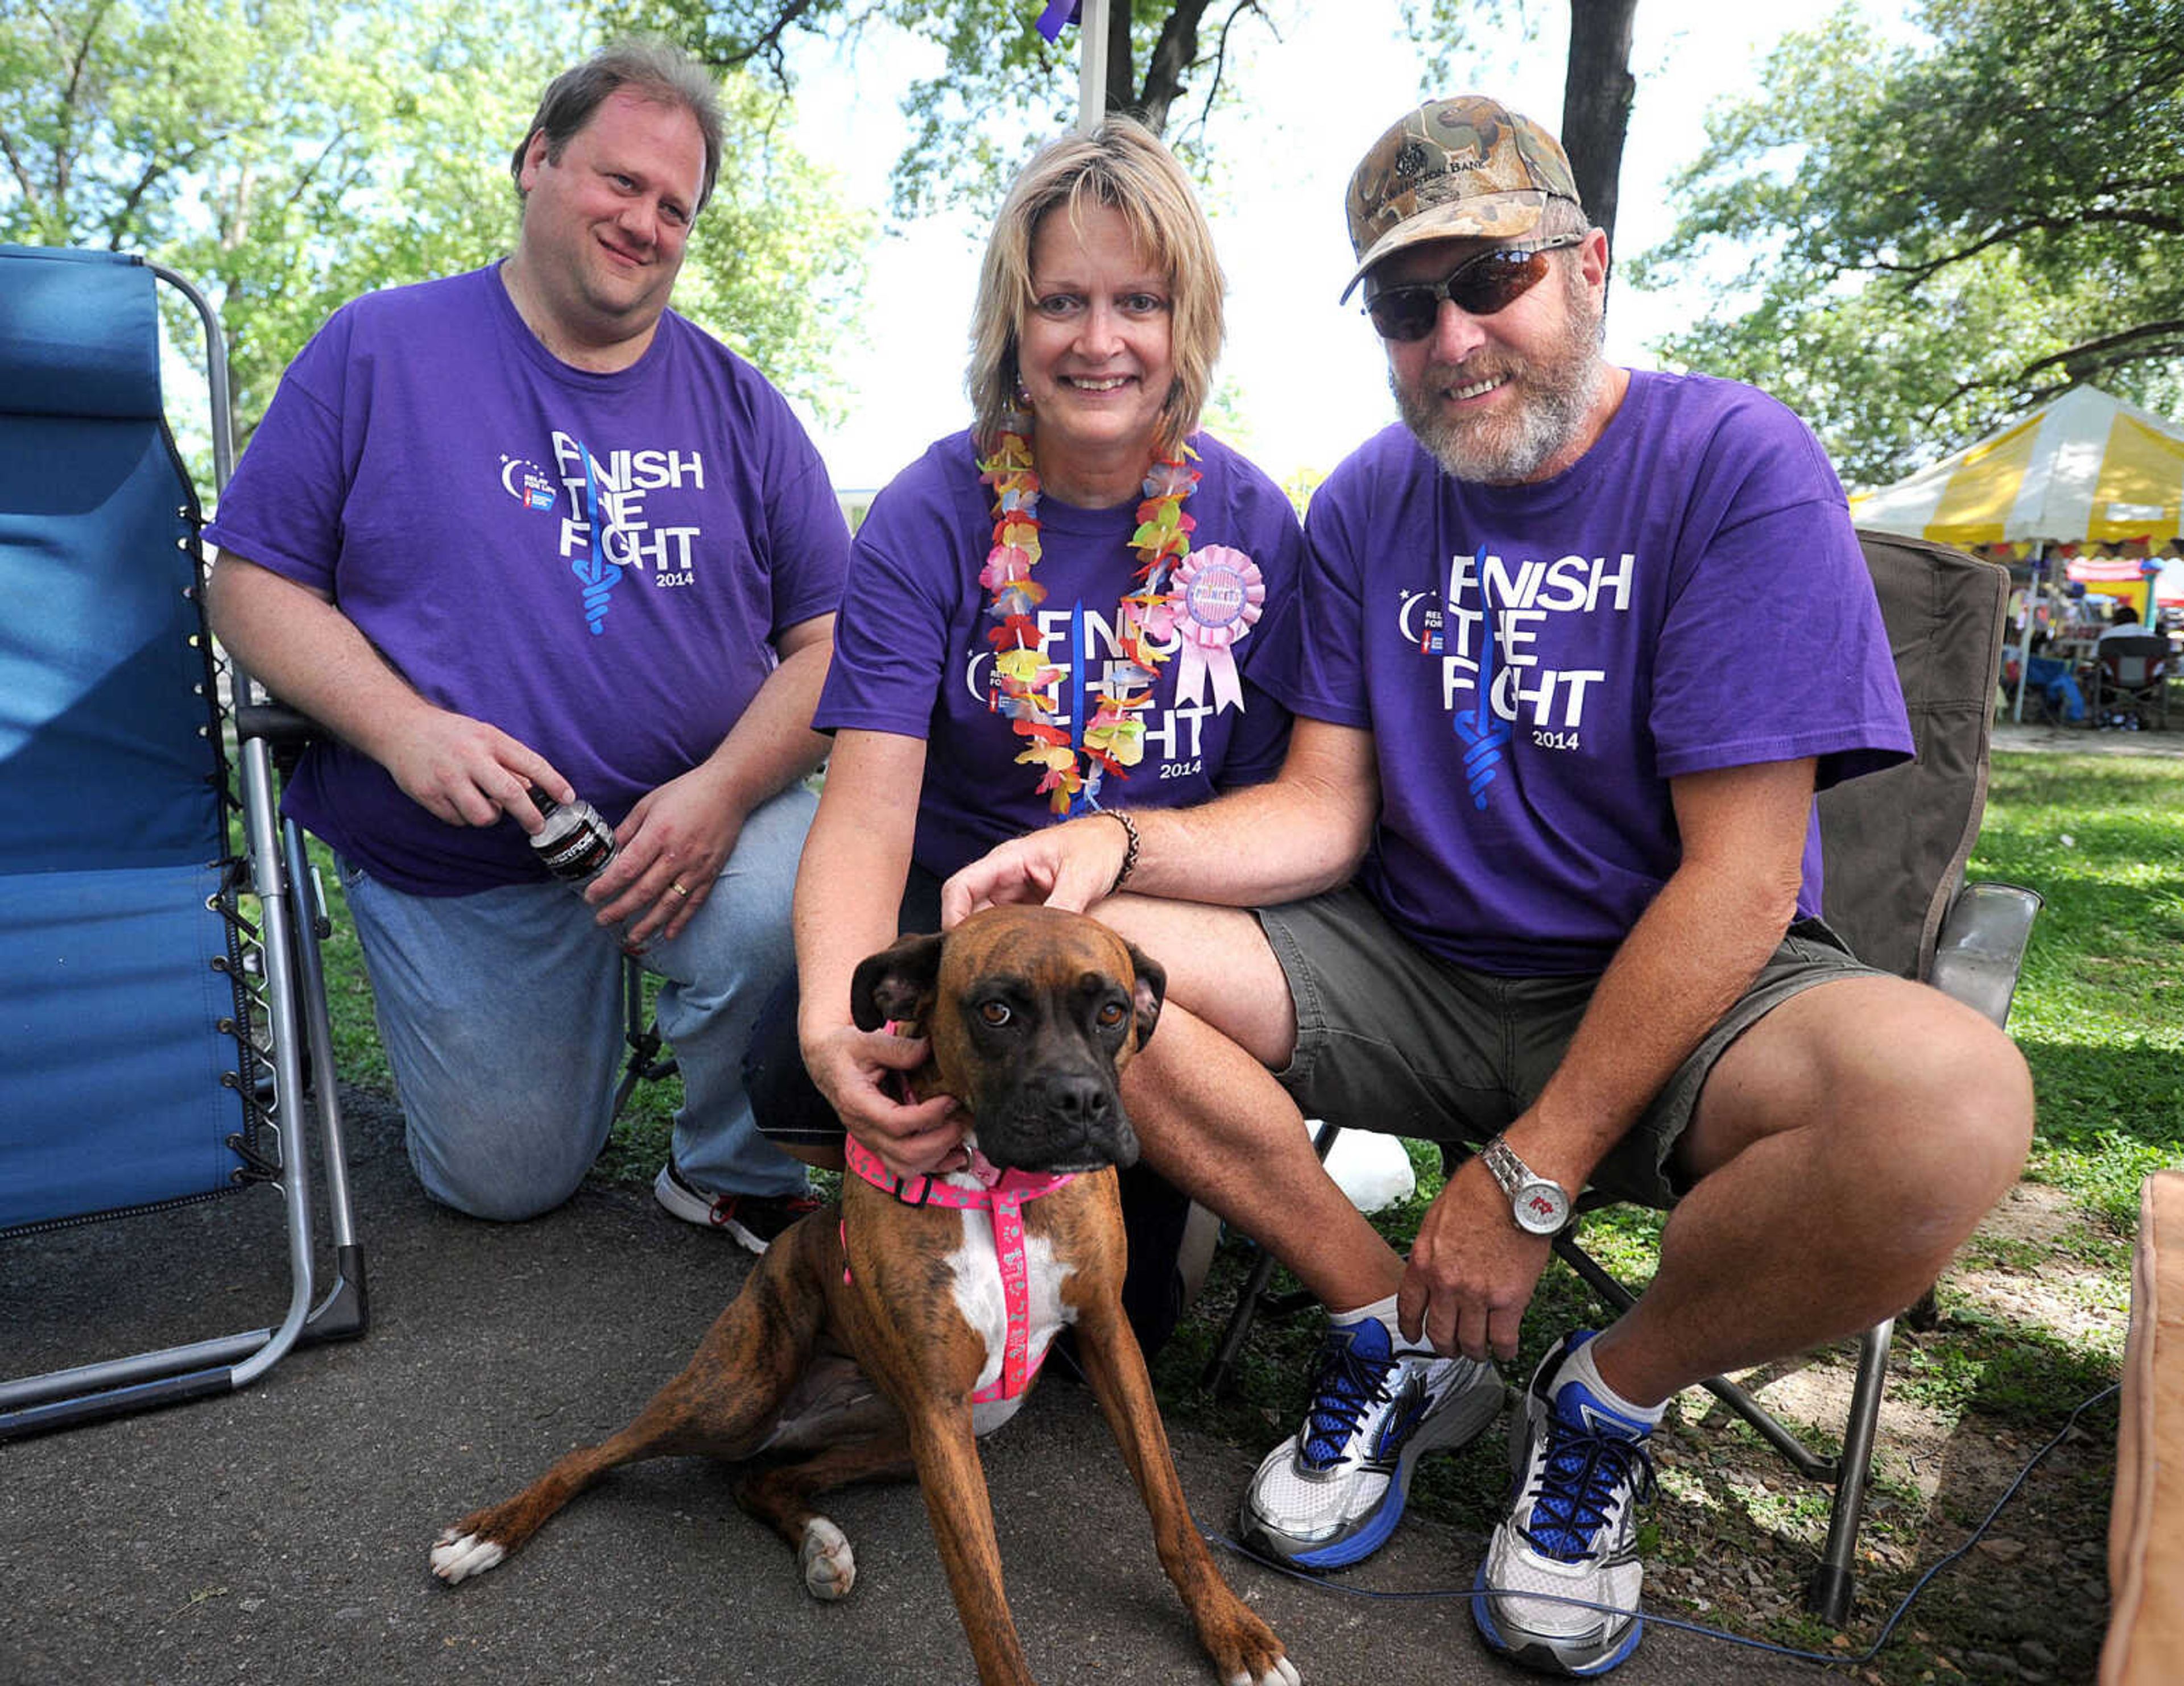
[1092,894,1296,1063]
[1908,1021,2033,1219]
[1707,979,2034,1217]
[1829,1009,2034,1242]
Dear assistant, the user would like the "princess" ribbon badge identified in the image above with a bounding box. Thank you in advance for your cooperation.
[1165,544,1264,712]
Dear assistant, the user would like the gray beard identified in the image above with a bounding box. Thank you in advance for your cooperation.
[1392,280,1607,485]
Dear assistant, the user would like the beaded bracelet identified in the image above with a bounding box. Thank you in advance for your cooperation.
[1098,809,1140,896]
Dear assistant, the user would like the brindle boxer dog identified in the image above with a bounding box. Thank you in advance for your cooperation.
[429,904,1298,1686]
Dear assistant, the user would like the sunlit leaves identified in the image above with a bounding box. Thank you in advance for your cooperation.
[1,0,871,440]
[1635,0,2184,484]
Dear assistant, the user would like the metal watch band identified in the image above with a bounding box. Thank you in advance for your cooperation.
[1480,1134,1532,1196]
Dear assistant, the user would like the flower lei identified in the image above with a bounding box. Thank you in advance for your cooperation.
[977,412,1200,815]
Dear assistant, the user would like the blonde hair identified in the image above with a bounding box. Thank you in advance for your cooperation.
[967,118,1226,458]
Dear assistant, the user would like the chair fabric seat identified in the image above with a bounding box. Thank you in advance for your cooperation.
[0,863,247,1231]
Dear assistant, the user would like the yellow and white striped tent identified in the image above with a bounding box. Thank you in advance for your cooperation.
[1850,385,2184,549]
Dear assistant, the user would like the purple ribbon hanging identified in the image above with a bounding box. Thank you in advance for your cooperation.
[1036,1,1081,43]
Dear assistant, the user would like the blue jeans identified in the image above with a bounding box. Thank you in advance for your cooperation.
[340,784,816,1220]
[2025,656,2087,724]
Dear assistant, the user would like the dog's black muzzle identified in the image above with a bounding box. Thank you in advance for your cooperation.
[975,1067,1140,1174]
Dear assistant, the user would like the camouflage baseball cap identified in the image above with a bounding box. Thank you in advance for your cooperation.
[1340,96,1583,301]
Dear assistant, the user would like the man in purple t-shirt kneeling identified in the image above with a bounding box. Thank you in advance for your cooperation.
[941,96,2033,1677]
[205,43,848,1253]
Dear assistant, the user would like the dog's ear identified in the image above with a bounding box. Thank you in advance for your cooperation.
[1123,943,1166,1047]
[850,930,946,1032]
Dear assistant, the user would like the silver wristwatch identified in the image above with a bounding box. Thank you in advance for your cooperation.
[1479,1135,1572,1236]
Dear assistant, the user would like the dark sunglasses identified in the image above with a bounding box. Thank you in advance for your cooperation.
[1363,234,1587,342]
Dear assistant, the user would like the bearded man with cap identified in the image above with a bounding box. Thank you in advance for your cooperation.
[939,96,2033,1676]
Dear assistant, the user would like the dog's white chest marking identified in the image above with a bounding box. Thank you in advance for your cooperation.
[947,1206,1076,1437]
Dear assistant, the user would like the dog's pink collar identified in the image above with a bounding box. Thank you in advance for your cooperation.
[840,1129,1076,1405]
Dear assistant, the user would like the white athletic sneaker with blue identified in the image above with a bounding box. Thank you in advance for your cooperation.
[1239,1312,1504,1569]
[1473,1329,1658,1676]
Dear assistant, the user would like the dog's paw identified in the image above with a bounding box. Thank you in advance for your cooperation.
[1222,1651,1300,1686]
[429,1528,506,1586]
[798,1517,855,1601]
[1207,1608,1299,1686]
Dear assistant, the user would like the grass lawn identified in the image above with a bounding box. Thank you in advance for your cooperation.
[308,744,2182,1684]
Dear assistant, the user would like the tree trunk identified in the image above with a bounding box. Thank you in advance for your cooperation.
[1107,0,1137,118]
[1133,0,1219,134]
[1560,0,1638,248]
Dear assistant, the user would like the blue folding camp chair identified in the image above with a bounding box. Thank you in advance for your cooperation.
[0,245,366,1438]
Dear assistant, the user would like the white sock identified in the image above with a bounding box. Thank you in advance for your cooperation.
[1330,1293,1401,1331]
[1555,1336,1666,1429]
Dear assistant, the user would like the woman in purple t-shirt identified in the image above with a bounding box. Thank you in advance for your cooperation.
[746,117,1304,1349]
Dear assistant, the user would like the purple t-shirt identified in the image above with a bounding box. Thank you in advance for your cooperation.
[205,265,849,894]
[816,429,1303,877]
[1267,370,1912,975]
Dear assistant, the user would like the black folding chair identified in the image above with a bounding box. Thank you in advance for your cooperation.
[2090,633,2171,731]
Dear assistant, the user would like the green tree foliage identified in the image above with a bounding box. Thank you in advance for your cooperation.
[607,1,1550,218]
[1636,0,2184,486]
[607,0,1276,216]
[0,0,870,442]
[669,71,874,411]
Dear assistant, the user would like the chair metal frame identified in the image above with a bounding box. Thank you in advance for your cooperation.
[1201,531,2040,1625]
[0,251,366,1441]
[611,953,681,1122]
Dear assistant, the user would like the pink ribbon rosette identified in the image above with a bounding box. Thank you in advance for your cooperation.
[1167,544,1264,712]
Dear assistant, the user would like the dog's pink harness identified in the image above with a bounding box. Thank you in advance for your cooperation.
[840,1117,1076,1405]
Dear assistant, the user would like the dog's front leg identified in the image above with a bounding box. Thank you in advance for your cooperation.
[904,1406,1036,1686]
[431,1216,832,1586]
[1072,1302,1300,1686]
